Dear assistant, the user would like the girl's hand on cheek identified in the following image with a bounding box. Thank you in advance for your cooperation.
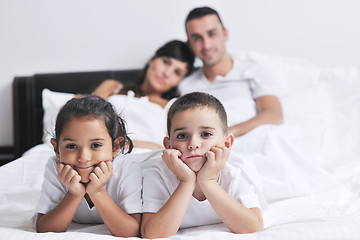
[162,149,196,183]
[86,161,113,195]
[57,163,86,197]
[197,146,229,183]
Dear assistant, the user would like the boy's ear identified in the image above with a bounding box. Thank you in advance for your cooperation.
[112,137,123,158]
[163,136,171,149]
[50,138,60,159]
[224,133,234,149]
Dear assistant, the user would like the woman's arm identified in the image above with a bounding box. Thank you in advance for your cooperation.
[93,79,123,99]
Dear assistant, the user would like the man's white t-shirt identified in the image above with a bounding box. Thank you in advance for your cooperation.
[178,55,279,127]
[142,151,266,229]
[37,155,142,224]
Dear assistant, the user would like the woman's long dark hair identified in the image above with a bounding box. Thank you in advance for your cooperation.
[121,40,195,100]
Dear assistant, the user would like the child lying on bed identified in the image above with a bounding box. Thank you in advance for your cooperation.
[36,95,142,237]
[141,92,265,238]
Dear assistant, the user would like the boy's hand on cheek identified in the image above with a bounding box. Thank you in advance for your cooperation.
[57,163,85,197]
[197,146,229,183]
[86,161,113,196]
[162,149,196,183]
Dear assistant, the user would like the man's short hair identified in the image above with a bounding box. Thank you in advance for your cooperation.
[185,6,225,32]
[167,92,228,135]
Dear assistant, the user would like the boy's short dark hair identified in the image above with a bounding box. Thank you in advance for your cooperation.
[167,92,228,135]
[185,6,225,32]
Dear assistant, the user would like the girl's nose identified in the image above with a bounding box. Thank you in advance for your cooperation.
[77,148,91,163]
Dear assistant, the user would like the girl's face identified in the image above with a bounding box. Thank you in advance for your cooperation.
[143,56,188,95]
[51,117,119,183]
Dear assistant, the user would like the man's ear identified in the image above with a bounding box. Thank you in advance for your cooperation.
[224,133,234,149]
[224,28,229,41]
[112,137,123,158]
[163,136,171,149]
[50,138,60,159]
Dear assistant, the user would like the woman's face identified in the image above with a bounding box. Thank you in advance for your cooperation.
[143,56,188,95]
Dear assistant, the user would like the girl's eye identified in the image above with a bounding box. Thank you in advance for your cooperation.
[176,133,188,139]
[201,132,212,138]
[91,143,102,149]
[65,144,77,149]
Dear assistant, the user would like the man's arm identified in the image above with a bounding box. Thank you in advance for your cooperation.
[228,95,283,137]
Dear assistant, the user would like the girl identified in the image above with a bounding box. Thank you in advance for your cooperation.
[36,95,142,237]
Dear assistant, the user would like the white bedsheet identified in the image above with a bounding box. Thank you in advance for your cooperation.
[0,144,359,240]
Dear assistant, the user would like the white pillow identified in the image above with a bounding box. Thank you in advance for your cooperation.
[42,89,168,148]
[42,89,75,146]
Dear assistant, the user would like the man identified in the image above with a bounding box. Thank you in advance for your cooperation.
[179,7,283,138]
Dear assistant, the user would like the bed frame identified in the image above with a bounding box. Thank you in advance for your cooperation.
[12,69,140,158]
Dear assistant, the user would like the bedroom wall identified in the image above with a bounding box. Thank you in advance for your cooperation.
[0,0,360,147]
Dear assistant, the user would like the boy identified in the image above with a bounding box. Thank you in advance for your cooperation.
[141,92,265,238]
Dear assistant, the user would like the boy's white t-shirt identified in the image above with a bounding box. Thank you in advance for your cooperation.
[142,151,266,229]
[37,155,142,224]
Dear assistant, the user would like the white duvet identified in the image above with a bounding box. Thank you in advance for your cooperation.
[1,52,360,240]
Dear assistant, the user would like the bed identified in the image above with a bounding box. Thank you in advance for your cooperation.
[2,52,360,239]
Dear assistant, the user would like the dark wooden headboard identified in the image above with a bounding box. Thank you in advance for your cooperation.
[12,69,141,158]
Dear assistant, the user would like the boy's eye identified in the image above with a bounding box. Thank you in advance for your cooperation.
[91,143,102,148]
[65,144,77,149]
[176,133,188,139]
[201,132,212,138]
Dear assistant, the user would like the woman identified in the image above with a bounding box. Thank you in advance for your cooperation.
[93,40,195,108]
[93,40,195,149]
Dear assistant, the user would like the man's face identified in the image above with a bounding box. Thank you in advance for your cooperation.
[186,14,228,68]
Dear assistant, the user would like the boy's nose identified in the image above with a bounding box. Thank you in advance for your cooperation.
[188,137,200,150]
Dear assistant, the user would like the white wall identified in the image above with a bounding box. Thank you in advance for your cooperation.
[1,0,360,146]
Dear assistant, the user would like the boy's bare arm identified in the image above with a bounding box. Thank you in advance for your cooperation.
[141,149,196,239]
[198,146,263,233]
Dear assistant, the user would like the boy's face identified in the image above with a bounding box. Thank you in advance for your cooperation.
[164,107,231,172]
[51,117,119,183]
